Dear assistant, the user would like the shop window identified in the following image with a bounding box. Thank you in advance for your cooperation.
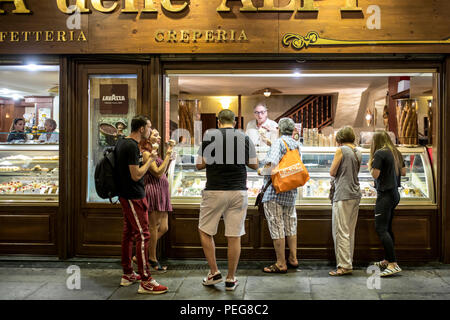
[0,65,60,201]
[86,74,137,203]
[164,71,437,206]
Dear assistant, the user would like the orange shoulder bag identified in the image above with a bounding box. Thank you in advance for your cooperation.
[271,140,310,194]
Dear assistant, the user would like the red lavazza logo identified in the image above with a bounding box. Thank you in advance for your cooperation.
[99,84,129,114]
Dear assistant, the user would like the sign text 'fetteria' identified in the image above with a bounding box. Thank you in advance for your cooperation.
[0,0,365,14]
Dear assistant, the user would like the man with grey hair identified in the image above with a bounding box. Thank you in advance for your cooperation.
[196,109,258,291]
[246,103,279,162]
[258,117,301,273]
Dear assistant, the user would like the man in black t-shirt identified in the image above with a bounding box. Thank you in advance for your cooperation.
[115,115,168,294]
[196,109,258,291]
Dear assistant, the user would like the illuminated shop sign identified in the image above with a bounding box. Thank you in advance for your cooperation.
[0,0,365,14]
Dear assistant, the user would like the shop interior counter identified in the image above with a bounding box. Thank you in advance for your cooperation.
[0,144,59,204]
[168,146,435,209]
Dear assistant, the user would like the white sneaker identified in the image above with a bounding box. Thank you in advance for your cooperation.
[202,271,223,286]
[225,278,239,291]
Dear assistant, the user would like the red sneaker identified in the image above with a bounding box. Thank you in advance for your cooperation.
[120,272,141,286]
[138,278,168,294]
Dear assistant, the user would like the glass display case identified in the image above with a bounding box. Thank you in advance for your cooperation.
[300,147,434,205]
[0,144,59,202]
[168,146,435,207]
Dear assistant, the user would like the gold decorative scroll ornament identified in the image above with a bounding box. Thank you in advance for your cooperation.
[282,31,450,50]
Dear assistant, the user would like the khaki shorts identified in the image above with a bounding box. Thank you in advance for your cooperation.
[199,190,248,237]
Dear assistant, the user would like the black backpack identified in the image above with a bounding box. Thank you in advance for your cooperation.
[94,147,119,203]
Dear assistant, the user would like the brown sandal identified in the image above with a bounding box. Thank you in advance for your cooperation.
[329,267,353,276]
[263,263,287,273]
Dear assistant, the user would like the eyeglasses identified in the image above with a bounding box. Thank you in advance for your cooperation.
[254,111,267,115]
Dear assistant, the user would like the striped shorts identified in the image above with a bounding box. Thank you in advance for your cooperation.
[263,201,297,240]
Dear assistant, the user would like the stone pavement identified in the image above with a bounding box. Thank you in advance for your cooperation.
[0,258,450,300]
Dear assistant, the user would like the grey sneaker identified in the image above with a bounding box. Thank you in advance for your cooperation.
[202,271,223,286]
[225,278,239,291]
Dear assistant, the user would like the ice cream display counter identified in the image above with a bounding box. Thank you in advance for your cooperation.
[168,146,435,208]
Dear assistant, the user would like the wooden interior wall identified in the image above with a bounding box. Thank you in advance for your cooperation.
[0,102,14,142]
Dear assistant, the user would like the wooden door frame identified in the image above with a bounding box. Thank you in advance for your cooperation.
[59,54,449,261]
[442,57,450,263]
[71,60,151,256]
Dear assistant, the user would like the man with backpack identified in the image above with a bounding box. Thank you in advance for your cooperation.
[115,115,168,294]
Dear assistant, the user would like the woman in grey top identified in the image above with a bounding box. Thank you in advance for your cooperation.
[328,126,362,276]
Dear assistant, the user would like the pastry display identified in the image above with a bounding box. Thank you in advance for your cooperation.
[0,166,20,172]
[397,99,418,145]
[172,176,203,197]
[360,182,377,197]
[303,178,331,198]
[0,149,59,198]
[0,155,31,162]
[247,179,264,197]
[400,182,425,198]
[0,180,58,195]
[32,155,59,161]
[166,145,432,206]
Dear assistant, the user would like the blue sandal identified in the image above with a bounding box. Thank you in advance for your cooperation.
[149,259,168,271]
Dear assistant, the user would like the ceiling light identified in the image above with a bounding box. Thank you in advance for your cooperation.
[12,94,22,101]
[0,88,10,94]
[263,90,271,97]
[26,64,38,71]
[219,97,232,109]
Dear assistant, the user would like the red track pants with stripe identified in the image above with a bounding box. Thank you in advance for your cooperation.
[119,197,151,281]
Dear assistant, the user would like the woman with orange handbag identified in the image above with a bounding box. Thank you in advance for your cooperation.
[258,118,301,273]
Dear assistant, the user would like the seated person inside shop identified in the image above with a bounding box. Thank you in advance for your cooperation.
[39,119,59,143]
[7,118,27,143]
[246,103,278,163]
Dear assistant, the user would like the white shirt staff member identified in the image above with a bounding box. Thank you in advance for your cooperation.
[246,103,278,160]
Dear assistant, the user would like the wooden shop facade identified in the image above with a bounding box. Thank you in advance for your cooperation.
[0,0,449,264]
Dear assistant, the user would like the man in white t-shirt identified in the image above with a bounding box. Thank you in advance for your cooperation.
[246,103,278,161]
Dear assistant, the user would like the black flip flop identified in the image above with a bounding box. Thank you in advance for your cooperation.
[286,261,299,269]
[149,259,168,271]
